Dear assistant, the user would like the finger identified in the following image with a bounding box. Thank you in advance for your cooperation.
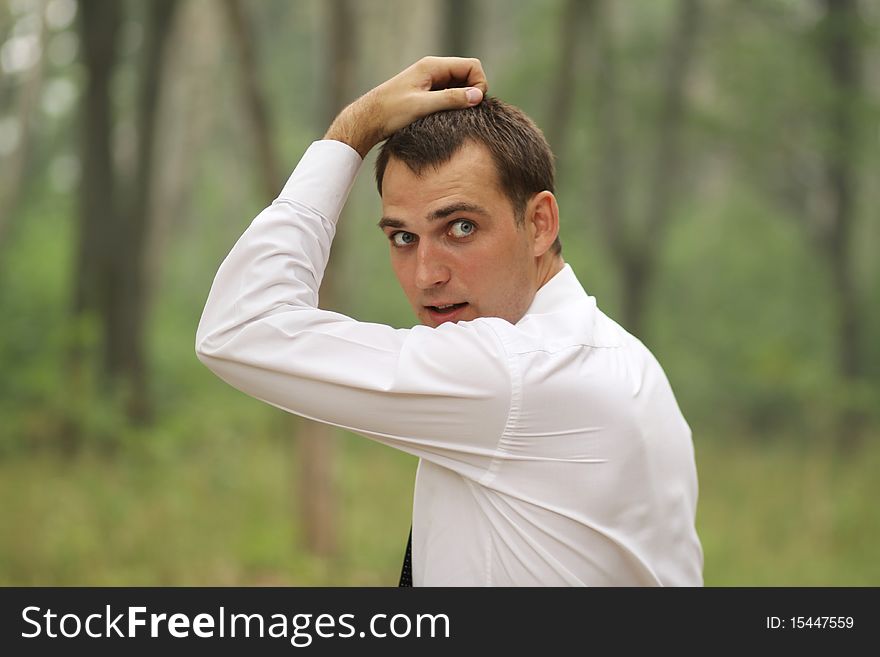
[417,56,488,94]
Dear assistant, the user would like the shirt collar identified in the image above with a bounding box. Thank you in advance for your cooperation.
[521,263,587,319]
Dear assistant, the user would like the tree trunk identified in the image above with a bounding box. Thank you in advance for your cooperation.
[223,0,283,198]
[147,0,223,294]
[442,0,473,56]
[595,0,701,337]
[820,0,861,381]
[73,0,120,333]
[117,0,180,424]
[293,0,359,560]
[222,0,353,559]
[69,0,179,433]
[546,0,598,169]
[620,254,651,342]
[625,0,700,336]
[643,0,700,251]
[65,0,122,448]
[818,0,864,450]
[594,0,629,314]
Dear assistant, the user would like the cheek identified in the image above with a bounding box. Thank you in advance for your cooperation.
[491,249,533,306]
[391,257,417,298]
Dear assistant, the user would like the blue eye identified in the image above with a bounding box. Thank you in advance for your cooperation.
[449,220,476,238]
[391,231,417,247]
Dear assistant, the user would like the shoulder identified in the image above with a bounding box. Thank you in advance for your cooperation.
[498,300,627,356]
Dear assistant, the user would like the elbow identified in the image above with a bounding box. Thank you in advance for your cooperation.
[195,314,247,372]
[195,335,212,365]
[195,331,233,381]
[194,319,225,368]
[195,333,216,369]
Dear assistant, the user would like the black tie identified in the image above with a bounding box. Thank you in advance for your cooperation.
[398,527,413,587]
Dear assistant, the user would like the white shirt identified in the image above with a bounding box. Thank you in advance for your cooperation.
[196,140,704,586]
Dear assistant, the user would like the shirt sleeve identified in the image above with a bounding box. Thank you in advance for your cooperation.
[195,140,513,481]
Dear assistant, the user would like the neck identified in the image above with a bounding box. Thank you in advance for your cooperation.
[535,254,565,290]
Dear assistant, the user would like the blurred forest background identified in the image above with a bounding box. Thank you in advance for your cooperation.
[0,0,878,586]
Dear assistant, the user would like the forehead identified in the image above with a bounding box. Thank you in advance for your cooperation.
[381,141,507,212]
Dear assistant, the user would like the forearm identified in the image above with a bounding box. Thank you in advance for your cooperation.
[324,91,382,159]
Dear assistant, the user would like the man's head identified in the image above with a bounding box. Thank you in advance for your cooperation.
[375,97,563,328]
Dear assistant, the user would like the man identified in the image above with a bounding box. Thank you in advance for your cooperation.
[196,57,703,586]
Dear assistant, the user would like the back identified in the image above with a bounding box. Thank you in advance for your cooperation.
[416,264,704,585]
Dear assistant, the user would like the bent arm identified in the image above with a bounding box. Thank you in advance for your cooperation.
[196,141,511,481]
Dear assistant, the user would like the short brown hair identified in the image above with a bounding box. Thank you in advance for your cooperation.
[375,97,561,254]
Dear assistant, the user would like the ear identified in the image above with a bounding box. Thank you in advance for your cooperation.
[526,191,560,257]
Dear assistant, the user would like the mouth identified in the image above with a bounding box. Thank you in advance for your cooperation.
[424,302,469,324]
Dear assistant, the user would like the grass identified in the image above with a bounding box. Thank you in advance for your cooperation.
[0,427,877,586]
[697,436,880,586]
[0,423,416,586]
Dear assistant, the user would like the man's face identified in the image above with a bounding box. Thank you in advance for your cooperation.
[379,141,540,328]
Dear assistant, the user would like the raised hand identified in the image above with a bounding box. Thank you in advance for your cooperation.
[324,56,488,158]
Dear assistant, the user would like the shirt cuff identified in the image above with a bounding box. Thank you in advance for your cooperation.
[277,140,364,223]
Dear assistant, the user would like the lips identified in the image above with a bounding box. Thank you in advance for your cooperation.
[427,302,467,312]
[424,302,469,325]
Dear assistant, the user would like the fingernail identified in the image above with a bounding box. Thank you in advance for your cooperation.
[465,87,483,105]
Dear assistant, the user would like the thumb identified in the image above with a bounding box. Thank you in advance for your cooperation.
[404,86,485,133]
[462,86,484,106]
[432,86,483,111]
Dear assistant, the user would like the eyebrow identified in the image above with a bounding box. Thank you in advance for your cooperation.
[377,202,489,230]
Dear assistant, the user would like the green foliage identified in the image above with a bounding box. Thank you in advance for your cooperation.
[0,192,74,452]
[0,0,877,585]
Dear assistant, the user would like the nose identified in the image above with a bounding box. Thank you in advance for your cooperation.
[414,241,450,290]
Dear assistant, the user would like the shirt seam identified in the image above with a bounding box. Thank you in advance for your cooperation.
[477,322,521,489]
[509,342,624,356]
[478,321,523,586]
